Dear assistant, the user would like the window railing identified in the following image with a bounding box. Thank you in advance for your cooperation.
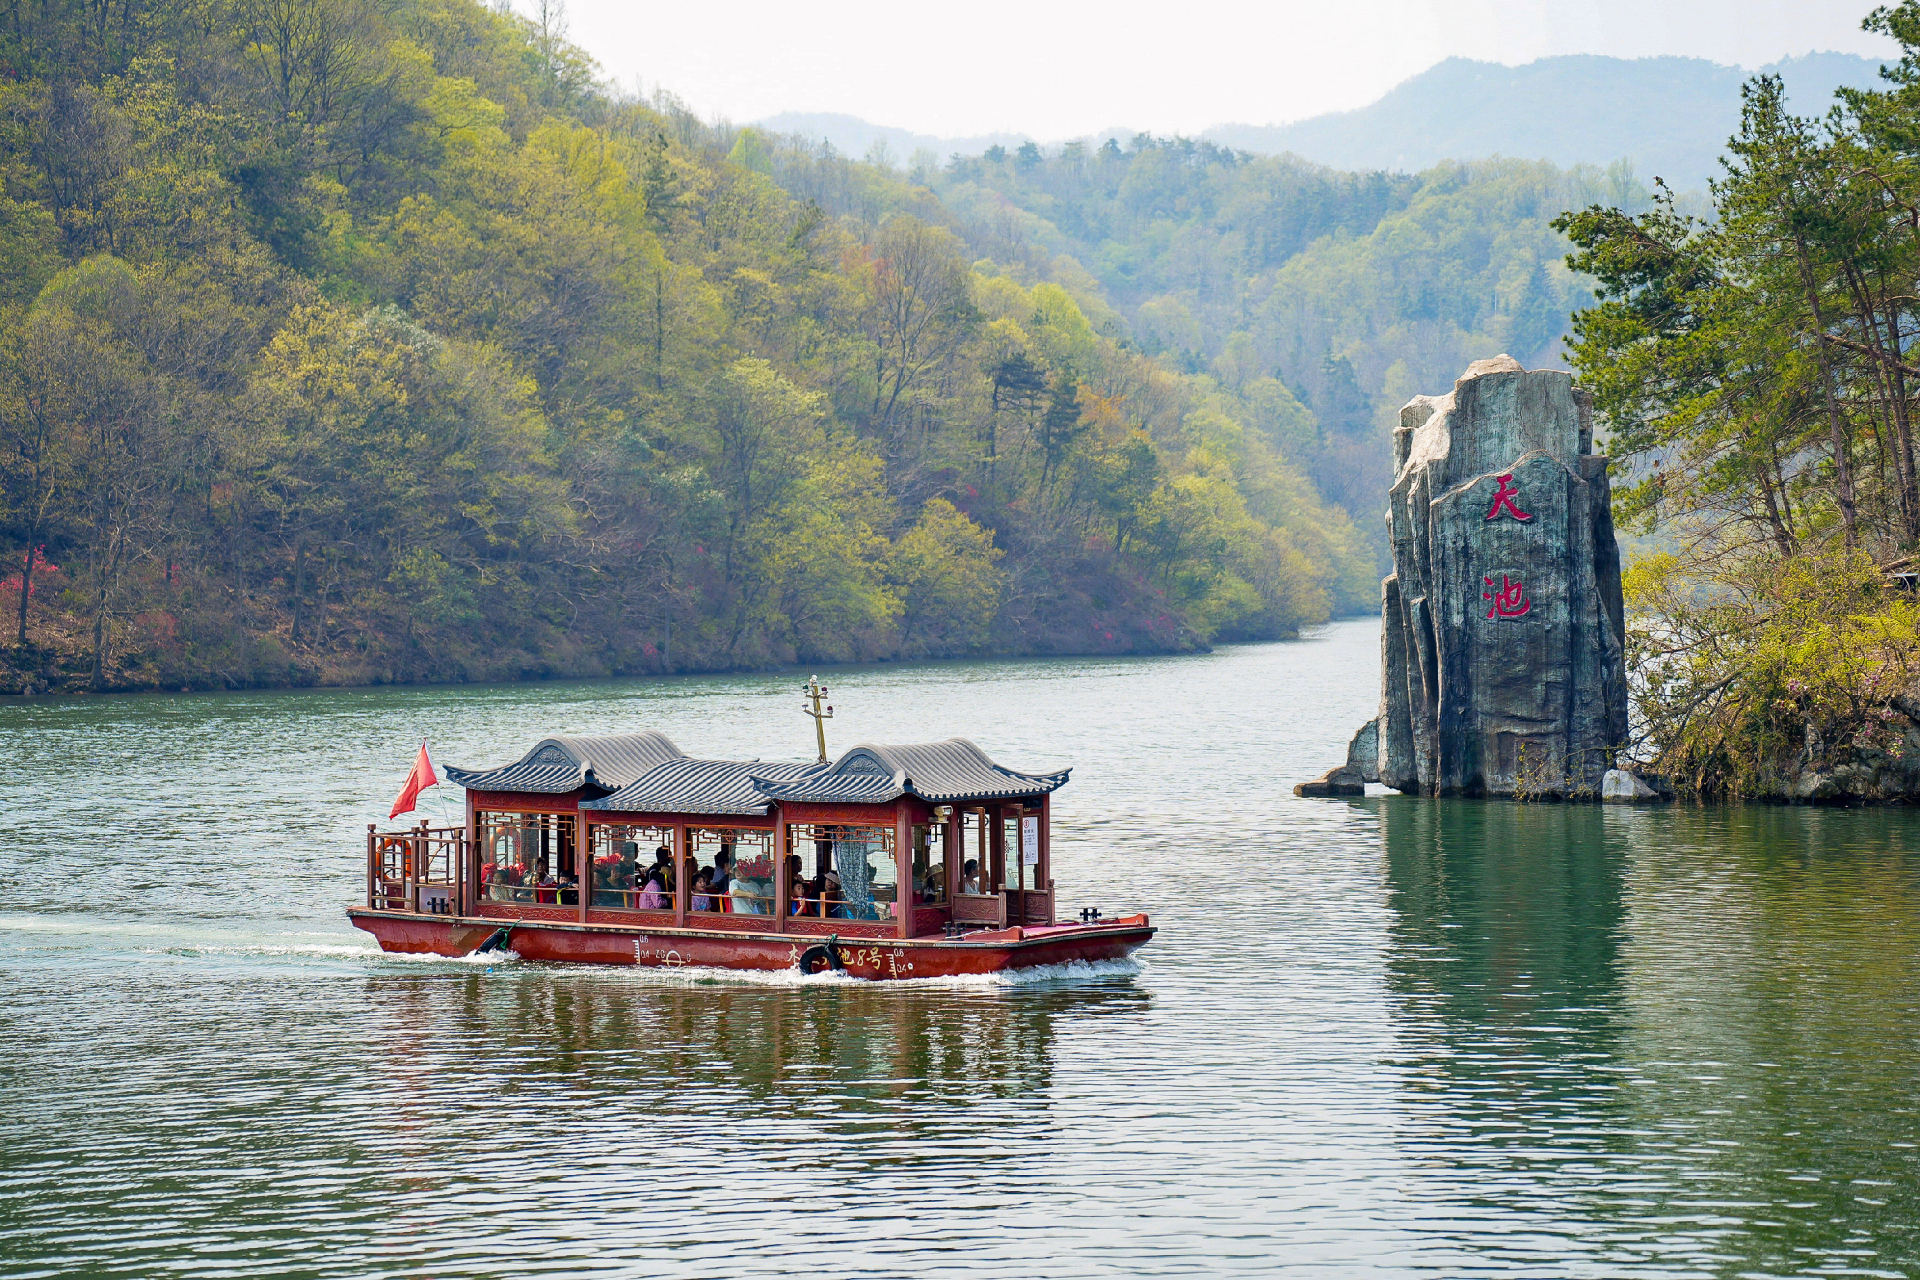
[482,879,580,906]
[590,886,679,912]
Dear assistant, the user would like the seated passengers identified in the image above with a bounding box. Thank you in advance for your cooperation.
[649,846,673,889]
[637,867,667,910]
[961,858,981,894]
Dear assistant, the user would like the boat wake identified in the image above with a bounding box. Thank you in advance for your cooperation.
[554,954,1146,989]
[71,921,1136,990]
[161,941,518,967]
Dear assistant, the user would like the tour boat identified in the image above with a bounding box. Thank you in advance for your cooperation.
[347,686,1153,979]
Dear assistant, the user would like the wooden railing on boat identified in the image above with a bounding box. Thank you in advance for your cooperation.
[948,885,1054,928]
[588,887,679,911]
[368,822,467,915]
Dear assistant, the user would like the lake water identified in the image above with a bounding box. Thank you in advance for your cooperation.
[3,617,1919,1278]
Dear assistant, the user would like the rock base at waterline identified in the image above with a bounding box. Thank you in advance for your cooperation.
[1601,769,1665,803]
[1294,767,1366,798]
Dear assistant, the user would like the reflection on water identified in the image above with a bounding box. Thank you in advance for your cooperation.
[1379,799,1920,1277]
[6,622,1920,1276]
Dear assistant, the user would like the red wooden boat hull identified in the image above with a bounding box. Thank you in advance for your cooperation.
[346,908,1152,979]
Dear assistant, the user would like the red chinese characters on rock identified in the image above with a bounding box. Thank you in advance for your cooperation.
[1483,574,1531,620]
[1485,474,1532,522]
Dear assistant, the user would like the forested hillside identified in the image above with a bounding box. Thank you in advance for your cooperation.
[1560,1,1920,796]
[928,141,1648,543]
[0,0,1373,694]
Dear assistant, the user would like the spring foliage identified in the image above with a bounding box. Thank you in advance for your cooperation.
[0,0,1373,691]
[1559,3,1920,794]
[933,140,1645,557]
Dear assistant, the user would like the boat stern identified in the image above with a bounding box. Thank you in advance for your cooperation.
[349,908,498,957]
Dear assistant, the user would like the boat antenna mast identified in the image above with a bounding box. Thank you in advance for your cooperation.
[802,675,834,762]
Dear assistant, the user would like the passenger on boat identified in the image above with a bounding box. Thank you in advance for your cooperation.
[690,867,715,912]
[730,871,769,914]
[637,867,667,911]
[961,858,981,894]
[788,869,809,915]
[592,852,625,906]
[711,847,734,894]
[822,870,845,919]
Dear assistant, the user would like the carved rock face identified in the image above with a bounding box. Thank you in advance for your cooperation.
[1376,358,1627,798]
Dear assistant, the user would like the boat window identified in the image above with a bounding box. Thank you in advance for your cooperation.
[476,811,578,905]
[958,808,994,895]
[786,823,895,920]
[587,822,675,912]
[1009,811,1039,890]
[911,823,948,907]
[689,828,776,916]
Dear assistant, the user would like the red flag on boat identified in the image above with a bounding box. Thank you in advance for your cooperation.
[389,742,438,819]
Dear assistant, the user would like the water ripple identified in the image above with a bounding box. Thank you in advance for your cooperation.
[4,624,1920,1275]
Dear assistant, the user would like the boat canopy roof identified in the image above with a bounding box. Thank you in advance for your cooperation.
[750,739,1068,806]
[444,732,685,794]
[580,758,814,817]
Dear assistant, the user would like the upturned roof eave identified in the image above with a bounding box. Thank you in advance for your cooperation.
[750,771,1069,807]
[579,798,777,817]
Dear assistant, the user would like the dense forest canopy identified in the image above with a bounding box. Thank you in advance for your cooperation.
[0,0,1384,693]
[924,141,1652,551]
[1558,0,1920,796]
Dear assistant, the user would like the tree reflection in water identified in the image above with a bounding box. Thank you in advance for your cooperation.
[361,967,1149,1204]
[1376,797,1920,1275]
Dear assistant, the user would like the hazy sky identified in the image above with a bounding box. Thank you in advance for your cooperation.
[547,0,1901,138]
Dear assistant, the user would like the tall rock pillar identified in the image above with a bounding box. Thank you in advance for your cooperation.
[1376,356,1626,798]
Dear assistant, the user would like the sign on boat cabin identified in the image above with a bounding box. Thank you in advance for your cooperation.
[350,729,1153,978]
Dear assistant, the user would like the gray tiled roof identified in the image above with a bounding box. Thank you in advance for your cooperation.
[444,732,685,794]
[581,758,814,816]
[749,739,1068,805]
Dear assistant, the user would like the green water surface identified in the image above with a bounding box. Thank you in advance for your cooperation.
[1,618,1916,1277]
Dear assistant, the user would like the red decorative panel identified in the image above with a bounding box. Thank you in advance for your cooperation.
[782,919,894,939]
[475,903,576,923]
[912,908,947,937]
[677,912,782,934]
[468,790,583,813]
[951,896,1004,924]
[586,908,675,927]
[1020,891,1054,924]
[586,809,775,829]
[780,801,901,826]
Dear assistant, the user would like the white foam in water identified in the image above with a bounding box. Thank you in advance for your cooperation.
[21,907,1140,985]
[141,932,1142,984]
[534,953,1146,989]
[174,941,520,966]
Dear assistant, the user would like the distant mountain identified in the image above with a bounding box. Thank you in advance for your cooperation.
[1205,53,1884,190]
[753,112,1036,166]
[763,52,1888,190]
